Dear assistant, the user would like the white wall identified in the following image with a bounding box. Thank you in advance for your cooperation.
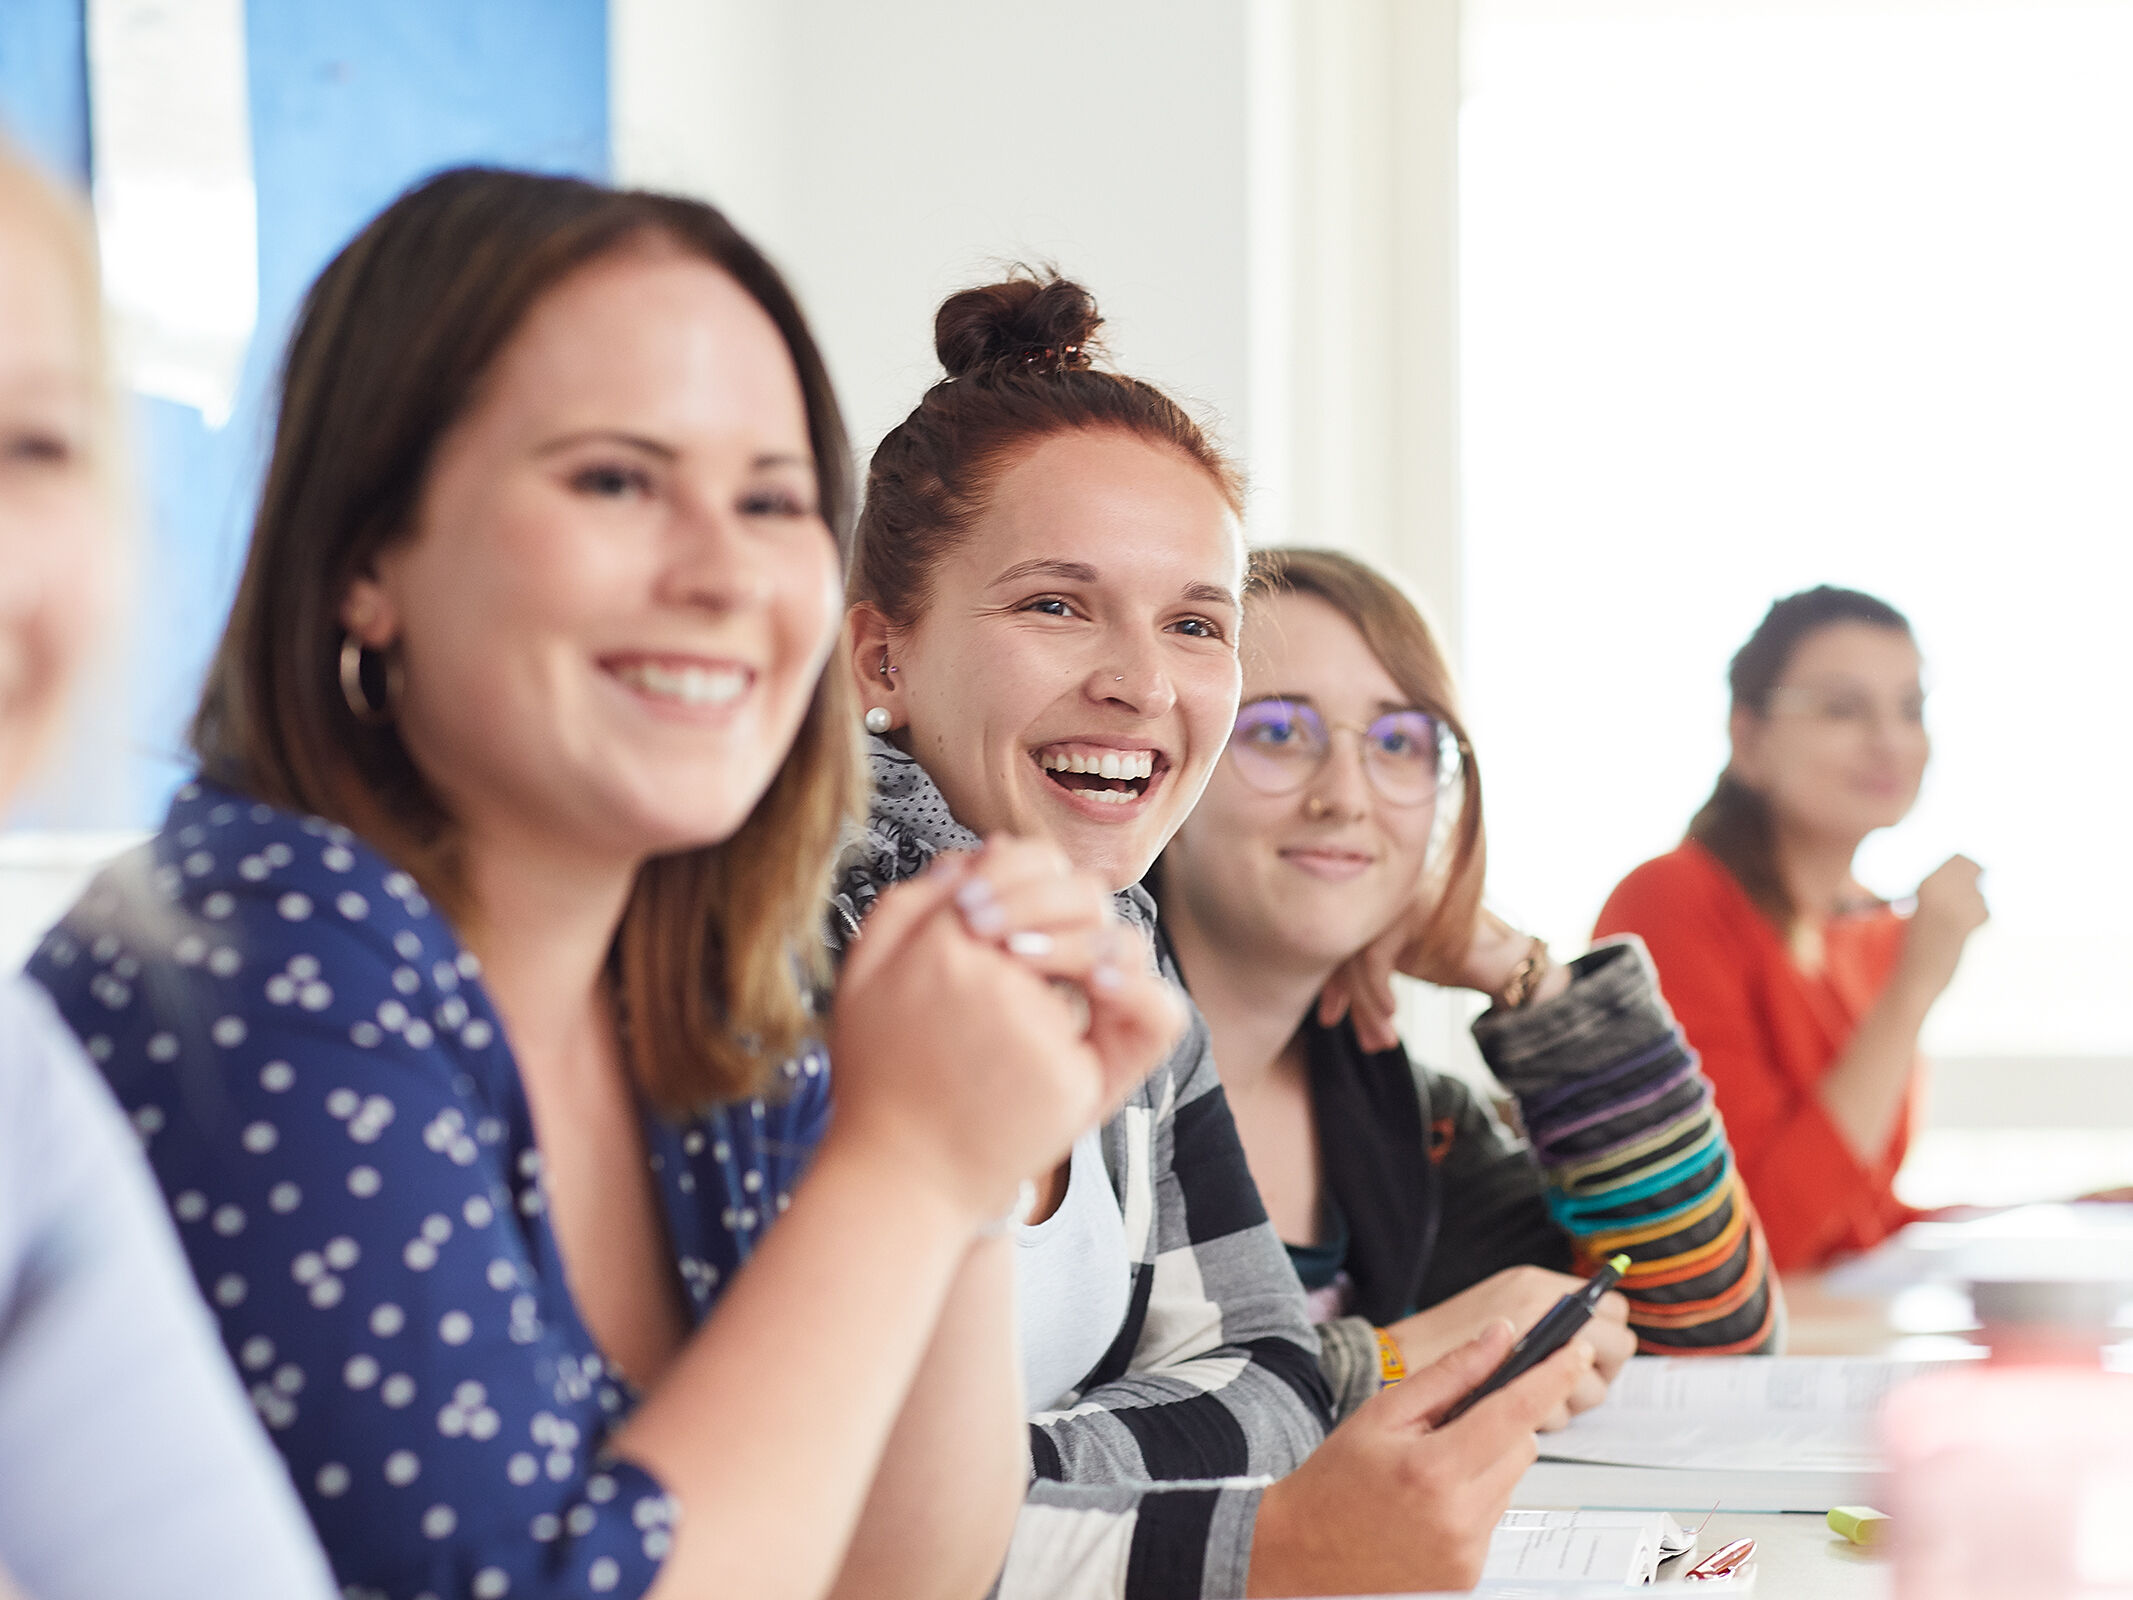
[612,0,1256,474]
[1246,0,1463,654]
[610,0,1465,599]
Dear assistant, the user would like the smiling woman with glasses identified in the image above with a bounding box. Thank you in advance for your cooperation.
[1154,546,1778,1433]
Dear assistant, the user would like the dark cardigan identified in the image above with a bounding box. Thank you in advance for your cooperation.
[1302,1014,1570,1326]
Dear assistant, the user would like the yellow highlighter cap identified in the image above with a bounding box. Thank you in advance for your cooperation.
[1607,1254,1631,1274]
[1828,1505,1891,1547]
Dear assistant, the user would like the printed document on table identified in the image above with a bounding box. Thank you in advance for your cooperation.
[1537,1356,1957,1472]
[1484,1509,1693,1584]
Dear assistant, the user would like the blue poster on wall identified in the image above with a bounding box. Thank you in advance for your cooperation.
[1,0,608,828]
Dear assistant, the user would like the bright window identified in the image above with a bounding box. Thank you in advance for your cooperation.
[1460,0,2133,1069]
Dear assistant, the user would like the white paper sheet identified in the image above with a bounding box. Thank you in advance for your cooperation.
[1485,1509,1693,1584]
[1537,1356,1953,1473]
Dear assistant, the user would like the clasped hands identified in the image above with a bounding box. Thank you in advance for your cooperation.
[829,837,1184,1234]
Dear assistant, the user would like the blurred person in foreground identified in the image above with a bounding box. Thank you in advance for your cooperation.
[0,140,339,1600]
[1594,587,1985,1271]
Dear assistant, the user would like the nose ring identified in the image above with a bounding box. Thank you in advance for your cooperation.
[1304,795,1332,820]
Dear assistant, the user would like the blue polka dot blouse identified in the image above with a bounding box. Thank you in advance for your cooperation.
[29,780,830,1600]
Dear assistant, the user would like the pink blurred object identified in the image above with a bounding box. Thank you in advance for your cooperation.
[1885,1277,2133,1599]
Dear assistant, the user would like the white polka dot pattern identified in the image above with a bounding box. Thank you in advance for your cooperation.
[30,781,827,1599]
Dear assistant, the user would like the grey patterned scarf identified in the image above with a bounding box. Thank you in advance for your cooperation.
[826,735,1159,952]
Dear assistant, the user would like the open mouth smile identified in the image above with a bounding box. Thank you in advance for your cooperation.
[1032,742,1168,811]
[601,654,755,711]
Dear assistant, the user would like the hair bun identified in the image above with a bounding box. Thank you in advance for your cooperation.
[934,271,1103,380]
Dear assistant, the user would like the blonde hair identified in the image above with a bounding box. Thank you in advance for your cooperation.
[0,140,124,806]
[0,141,112,462]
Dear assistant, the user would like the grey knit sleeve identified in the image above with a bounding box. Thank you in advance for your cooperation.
[1314,1315,1384,1421]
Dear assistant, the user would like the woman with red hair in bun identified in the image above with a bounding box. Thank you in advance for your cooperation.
[833,270,1591,1600]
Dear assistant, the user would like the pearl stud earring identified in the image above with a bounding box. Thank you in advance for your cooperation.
[865,707,893,734]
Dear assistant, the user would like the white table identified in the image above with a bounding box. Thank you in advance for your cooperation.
[1671,1511,1887,1596]
[1493,1282,1914,1597]
[1289,1510,1892,1598]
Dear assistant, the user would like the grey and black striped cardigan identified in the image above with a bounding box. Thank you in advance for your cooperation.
[824,741,1333,1600]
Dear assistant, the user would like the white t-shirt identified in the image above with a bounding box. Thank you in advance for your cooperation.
[1015,1126,1131,1413]
[0,976,338,1600]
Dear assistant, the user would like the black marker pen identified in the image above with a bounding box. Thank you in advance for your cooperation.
[1438,1253,1629,1424]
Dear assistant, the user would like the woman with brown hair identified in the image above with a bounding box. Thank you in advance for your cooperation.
[1156,549,1776,1420]
[1594,586,1986,1271]
[29,169,1182,1600]
[837,274,1594,1600]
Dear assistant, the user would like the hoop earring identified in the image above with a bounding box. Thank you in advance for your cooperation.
[338,634,398,725]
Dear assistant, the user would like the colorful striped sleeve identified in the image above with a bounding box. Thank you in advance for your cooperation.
[1472,938,1780,1355]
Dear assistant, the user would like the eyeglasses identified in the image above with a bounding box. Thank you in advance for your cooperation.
[1226,698,1461,807]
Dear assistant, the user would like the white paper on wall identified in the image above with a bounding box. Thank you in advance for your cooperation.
[86,0,257,428]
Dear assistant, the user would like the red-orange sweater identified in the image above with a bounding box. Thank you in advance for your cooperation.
[1594,841,1923,1272]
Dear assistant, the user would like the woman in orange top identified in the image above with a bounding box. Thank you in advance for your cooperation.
[1593,587,1987,1272]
